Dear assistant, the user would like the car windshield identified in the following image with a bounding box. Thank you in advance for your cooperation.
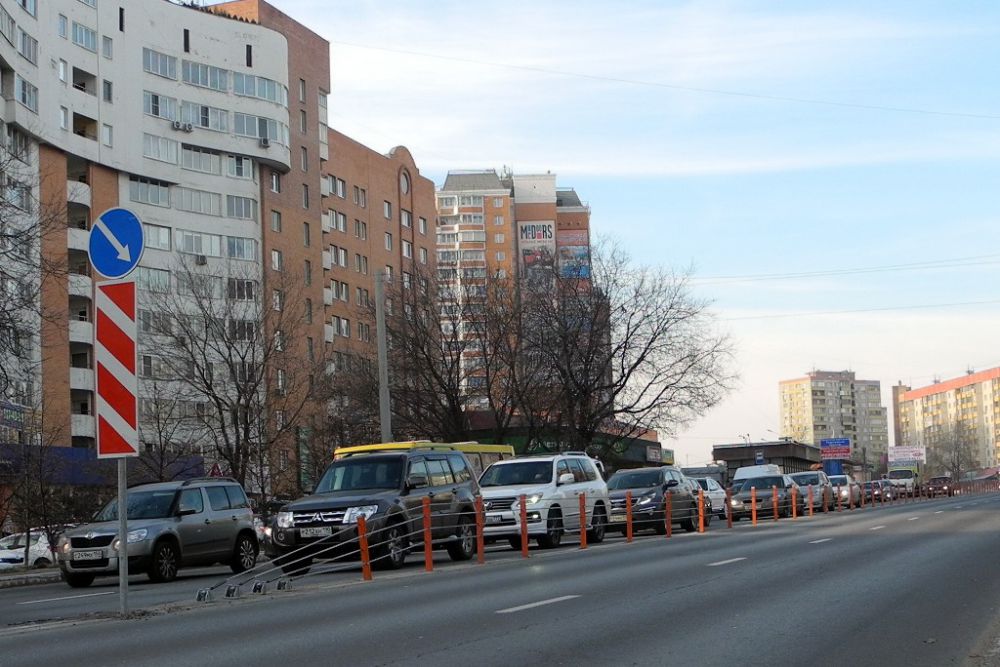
[480,461,553,487]
[94,490,178,521]
[741,476,785,490]
[729,480,745,492]
[315,458,404,493]
[888,470,914,479]
[929,477,949,484]
[792,473,820,485]
[829,476,848,485]
[695,479,710,490]
[608,469,662,490]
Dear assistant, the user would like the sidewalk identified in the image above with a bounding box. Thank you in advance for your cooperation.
[0,568,62,589]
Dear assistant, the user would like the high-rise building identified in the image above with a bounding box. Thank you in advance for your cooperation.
[895,368,1000,469]
[1,0,432,490]
[779,370,889,465]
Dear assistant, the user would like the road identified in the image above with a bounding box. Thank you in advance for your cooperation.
[1,493,999,666]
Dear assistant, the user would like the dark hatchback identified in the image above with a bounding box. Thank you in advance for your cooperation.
[268,450,480,574]
[605,467,699,534]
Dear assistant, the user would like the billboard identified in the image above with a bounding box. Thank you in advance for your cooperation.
[556,229,591,279]
[888,446,926,464]
[518,221,556,279]
[820,437,851,460]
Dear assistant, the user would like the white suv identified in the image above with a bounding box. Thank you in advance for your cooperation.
[478,454,609,549]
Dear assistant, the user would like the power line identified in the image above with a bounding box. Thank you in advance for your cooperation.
[330,40,1000,121]
[723,298,1000,322]
[693,254,1000,284]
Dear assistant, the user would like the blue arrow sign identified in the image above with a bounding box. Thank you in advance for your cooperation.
[88,208,144,279]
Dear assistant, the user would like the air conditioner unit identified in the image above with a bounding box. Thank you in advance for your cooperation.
[183,123,194,132]
[171,120,184,130]
[195,255,208,265]
[258,137,270,148]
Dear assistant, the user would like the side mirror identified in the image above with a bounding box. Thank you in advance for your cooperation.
[177,507,198,517]
[557,473,575,485]
[665,479,679,488]
[408,474,428,490]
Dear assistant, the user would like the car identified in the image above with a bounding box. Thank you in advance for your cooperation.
[788,471,833,511]
[0,531,55,569]
[730,475,803,520]
[269,450,480,573]
[479,453,609,549]
[683,477,713,526]
[926,476,954,498]
[694,477,728,520]
[605,466,699,535]
[57,478,259,588]
[828,475,862,507]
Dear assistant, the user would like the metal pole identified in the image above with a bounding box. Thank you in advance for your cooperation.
[117,457,129,616]
[374,270,392,442]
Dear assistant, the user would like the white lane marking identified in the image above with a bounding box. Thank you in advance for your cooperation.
[870,525,886,531]
[707,557,747,567]
[956,506,963,509]
[934,511,944,514]
[18,591,116,605]
[809,538,832,544]
[908,517,920,521]
[496,595,580,614]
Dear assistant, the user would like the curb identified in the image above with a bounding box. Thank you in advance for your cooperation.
[0,571,62,589]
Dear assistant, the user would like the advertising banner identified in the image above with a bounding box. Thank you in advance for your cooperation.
[888,446,926,464]
[556,229,591,279]
[820,437,851,460]
[518,221,556,278]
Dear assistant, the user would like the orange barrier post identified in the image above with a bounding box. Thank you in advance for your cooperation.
[791,486,798,519]
[422,496,434,572]
[726,488,733,528]
[823,487,829,513]
[861,486,866,509]
[836,486,842,512]
[475,496,485,565]
[751,487,758,526]
[808,486,814,517]
[625,491,634,543]
[772,485,779,522]
[849,488,854,511]
[698,489,705,533]
[665,491,673,538]
[579,493,588,550]
[357,515,372,582]
[519,494,529,558]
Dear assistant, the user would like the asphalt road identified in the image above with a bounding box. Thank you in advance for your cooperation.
[1,493,999,667]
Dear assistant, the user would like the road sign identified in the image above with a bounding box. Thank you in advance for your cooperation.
[754,450,764,465]
[88,208,144,279]
[209,462,223,477]
[95,280,139,459]
[820,438,851,460]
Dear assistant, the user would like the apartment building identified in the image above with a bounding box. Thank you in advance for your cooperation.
[779,370,889,465]
[896,368,1000,469]
[0,0,432,490]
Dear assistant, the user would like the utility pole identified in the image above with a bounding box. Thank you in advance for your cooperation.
[374,270,393,443]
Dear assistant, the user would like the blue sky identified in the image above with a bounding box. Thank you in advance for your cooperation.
[275,0,1000,464]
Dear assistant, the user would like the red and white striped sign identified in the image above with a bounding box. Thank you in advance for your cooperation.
[95,280,139,458]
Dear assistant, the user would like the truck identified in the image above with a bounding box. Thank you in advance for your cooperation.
[886,467,919,494]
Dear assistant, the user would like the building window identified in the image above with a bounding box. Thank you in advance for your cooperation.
[226,155,253,179]
[58,59,68,82]
[494,233,505,243]
[226,237,257,261]
[354,219,367,239]
[176,229,222,256]
[72,22,97,51]
[402,240,412,259]
[102,80,113,103]
[304,260,312,286]
[245,44,252,67]
[384,233,392,251]
[60,106,69,130]
[401,210,412,228]
[494,215,504,226]
[181,146,221,174]
[129,177,169,207]
[143,224,171,251]
[270,210,282,232]
[16,28,37,64]
[335,178,346,198]
[182,61,228,91]
[142,48,177,79]
[14,76,37,112]
[305,298,312,323]
[102,36,113,58]
[298,78,306,102]
[174,187,222,216]
[418,217,427,235]
[233,73,288,105]
[181,101,229,132]
[143,91,176,120]
[383,201,391,219]
[299,110,307,133]
[272,289,284,312]
[496,251,506,261]
[419,247,428,264]
[271,249,283,271]
[142,133,179,164]
[300,146,308,171]
[302,184,309,209]
[303,222,311,247]
[226,195,258,220]
[58,14,68,38]
[136,267,170,293]
[270,171,281,193]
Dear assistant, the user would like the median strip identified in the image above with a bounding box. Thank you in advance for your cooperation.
[496,595,580,614]
[707,557,746,567]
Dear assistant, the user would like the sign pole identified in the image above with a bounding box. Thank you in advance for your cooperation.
[117,457,128,615]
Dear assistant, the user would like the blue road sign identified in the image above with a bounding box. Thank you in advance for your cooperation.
[755,450,764,465]
[88,208,144,279]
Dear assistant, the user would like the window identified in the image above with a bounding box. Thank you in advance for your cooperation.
[306,338,315,362]
[335,178,346,198]
[15,76,37,112]
[14,0,34,17]
[356,188,367,208]
[418,217,427,235]
[304,260,312,286]
[495,251,506,261]
[493,197,504,208]
[175,187,221,216]
[302,184,309,209]
[118,7,124,31]
[245,44,252,67]
[233,113,288,145]
[354,220,367,240]
[227,237,257,260]
[383,201,392,219]
[299,110,307,133]
[59,106,69,130]
[176,229,222,257]
[494,215,504,226]
[59,59,68,82]
[58,14,68,38]
[358,322,371,343]
[300,146,308,171]
[225,486,250,509]
[298,78,306,102]
[102,36,113,58]
[143,48,176,79]
[460,214,484,225]
[227,278,256,301]
[181,146,220,174]
[16,29,37,64]
[459,195,483,206]
[270,210,282,232]
[271,249,283,271]
[270,171,281,193]
[419,247,428,264]
[305,298,312,323]
[177,489,203,515]
[402,240,412,258]
[72,22,97,51]
[226,155,253,179]
[102,80,113,103]
[226,195,258,220]
[494,233,505,243]
[181,101,229,132]
[384,233,392,251]
[129,177,169,207]
[143,91,176,120]
[426,459,454,487]
[384,265,393,282]
[182,61,228,91]
[206,487,230,511]
[401,210,412,228]
[272,289,283,312]
[303,222,311,247]
[336,212,347,232]
[233,73,288,105]
[136,267,170,292]
[402,272,412,290]
[143,133,179,164]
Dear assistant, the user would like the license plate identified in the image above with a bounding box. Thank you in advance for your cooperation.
[485,513,503,525]
[72,550,102,561]
[610,513,627,523]
[300,526,332,538]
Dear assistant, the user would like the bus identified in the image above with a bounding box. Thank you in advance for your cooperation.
[333,441,516,477]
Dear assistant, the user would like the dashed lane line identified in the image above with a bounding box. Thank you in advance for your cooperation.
[496,595,580,614]
[707,557,747,567]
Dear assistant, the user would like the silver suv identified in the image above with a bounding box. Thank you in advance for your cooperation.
[56,478,259,588]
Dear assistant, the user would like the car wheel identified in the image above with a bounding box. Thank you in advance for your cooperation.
[536,508,563,549]
[229,534,258,574]
[63,572,95,588]
[508,536,524,551]
[276,554,312,576]
[147,540,179,583]
[654,514,667,535]
[33,557,51,568]
[447,515,476,561]
[373,520,408,570]
[587,505,607,544]
[682,506,698,533]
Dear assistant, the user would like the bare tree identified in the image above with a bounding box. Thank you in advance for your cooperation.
[134,376,204,483]
[926,422,982,483]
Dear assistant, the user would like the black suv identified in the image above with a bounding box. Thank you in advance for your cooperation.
[269,450,480,573]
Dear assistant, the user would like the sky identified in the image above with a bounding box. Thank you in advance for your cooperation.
[271,0,1000,466]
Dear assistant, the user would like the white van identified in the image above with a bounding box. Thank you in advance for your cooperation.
[732,464,782,486]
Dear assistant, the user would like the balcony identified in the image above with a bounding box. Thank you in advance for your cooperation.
[323,287,333,305]
[71,414,96,439]
[68,273,92,298]
[67,180,92,208]
[70,367,94,391]
[69,319,94,344]
[324,324,334,343]
[67,227,89,251]
[322,250,332,270]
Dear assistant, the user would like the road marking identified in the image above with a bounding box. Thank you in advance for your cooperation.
[956,506,963,509]
[18,591,116,605]
[934,511,943,514]
[870,525,886,531]
[496,595,580,614]
[707,557,746,567]
[809,538,832,544]
[908,517,920,521]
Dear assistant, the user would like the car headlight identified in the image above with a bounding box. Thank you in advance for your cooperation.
[730,499,742,507]
[636,493,656,506]
[342,505,379,524]
[276,511,294,529]
[57,536,70,553]
[263,526,272,537]
[513,494,544,510]
[943,485,948,490]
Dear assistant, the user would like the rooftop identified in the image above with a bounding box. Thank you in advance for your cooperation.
[441,170,506,193]
[556,188,583,207]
